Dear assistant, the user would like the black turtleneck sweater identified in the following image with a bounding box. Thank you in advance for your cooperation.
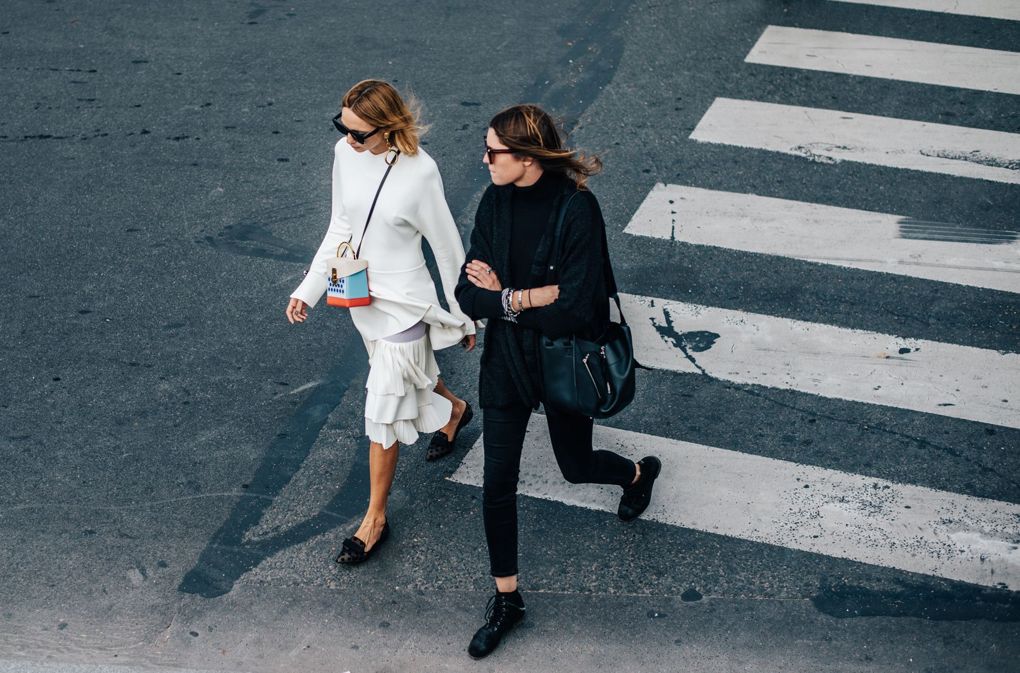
[509,169,559,288]
[456,171,612,409]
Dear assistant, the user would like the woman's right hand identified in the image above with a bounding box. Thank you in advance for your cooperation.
[286,298,309,324]
[528,285,559,308]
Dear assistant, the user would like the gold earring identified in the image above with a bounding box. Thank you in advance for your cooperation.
[385,143,400,166]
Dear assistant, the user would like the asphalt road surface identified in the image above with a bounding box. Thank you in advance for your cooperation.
[1,1,1018,672]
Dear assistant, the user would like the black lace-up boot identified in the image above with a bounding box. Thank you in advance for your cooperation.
[618,456,661,521]
[467,591,526,659]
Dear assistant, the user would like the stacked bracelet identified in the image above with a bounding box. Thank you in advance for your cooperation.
[501,288,519,323]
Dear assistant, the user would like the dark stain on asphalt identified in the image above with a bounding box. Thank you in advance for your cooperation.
[811,580,1020,622]
[680,588,703,602]
[202,214,314,264]
[680,330,720,353]
[650,307,717,375]
[3,134,72,142]
[178,357,368,599]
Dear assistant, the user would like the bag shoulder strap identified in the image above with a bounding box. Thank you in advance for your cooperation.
[353,153,398,258]
[547,190,579,283]
[548,189,626,324]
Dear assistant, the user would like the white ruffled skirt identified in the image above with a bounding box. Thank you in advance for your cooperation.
[363,333,452,448]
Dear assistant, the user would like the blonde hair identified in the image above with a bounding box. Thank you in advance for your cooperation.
[341,79,425,155]
[489,104,602,189]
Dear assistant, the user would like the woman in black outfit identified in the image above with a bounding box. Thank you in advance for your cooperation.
[455,104,661,659]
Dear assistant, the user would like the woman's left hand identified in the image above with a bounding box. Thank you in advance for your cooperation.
[465,259,502,291]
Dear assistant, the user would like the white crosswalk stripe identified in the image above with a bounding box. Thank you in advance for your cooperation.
[747,26,1020,94]
[624,184,1020,293]
[620,292,1020,429]
[450,419,1020,590]
[829,0,1020,21]
[690,98,1020,184]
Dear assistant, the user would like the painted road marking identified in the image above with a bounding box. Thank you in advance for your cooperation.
[829,0,1020,21]
[619,293,1020,429]
[450,419,1020,590]
[689,98,1020,184]
[747,26,1020,95]
[624,184,1020,293]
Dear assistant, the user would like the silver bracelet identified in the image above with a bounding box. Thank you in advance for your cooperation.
[501,288,519,323]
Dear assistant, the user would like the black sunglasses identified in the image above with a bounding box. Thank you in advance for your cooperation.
[485,144,515,162]
[333,113,381,144]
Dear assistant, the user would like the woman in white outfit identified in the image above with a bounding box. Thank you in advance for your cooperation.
[285,80,476,564]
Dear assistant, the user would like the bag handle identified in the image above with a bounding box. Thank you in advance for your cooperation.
[353,151,399,258]
[336,240,357,258]
[548,190,627,326]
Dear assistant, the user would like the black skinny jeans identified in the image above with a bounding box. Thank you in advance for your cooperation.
[483,403,636,577]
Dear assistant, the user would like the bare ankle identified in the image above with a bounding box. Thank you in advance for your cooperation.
[362,512,386,527]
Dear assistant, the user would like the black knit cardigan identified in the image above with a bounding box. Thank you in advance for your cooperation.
[455,176,611,410]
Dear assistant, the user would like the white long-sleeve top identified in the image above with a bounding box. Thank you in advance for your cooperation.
[290,140,475,350]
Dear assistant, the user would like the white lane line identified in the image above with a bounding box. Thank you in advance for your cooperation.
[450,419,1020,590]
[689,98,1020,184]
[829,0,1020,21]
[620,293,1020,429]
[624,184,1020,293]
[747,26,1020,95]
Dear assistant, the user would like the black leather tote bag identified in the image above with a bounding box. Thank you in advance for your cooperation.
[539,193,636,418]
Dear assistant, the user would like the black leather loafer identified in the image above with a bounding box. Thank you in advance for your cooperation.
[426,402,473,461]
[335,521,390,564]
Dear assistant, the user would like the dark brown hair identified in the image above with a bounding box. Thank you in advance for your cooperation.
[341,79,425,155]
[489,104,602,189]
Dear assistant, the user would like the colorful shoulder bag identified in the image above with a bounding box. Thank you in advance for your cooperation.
[326,152,398,308]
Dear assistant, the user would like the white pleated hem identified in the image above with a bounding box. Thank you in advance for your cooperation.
[363,334,452,448]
